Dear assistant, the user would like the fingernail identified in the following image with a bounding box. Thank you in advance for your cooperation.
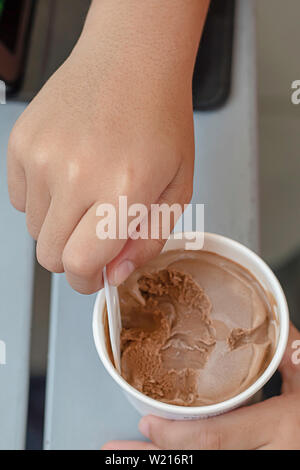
[139,418,150,438]
[111,260,135,286]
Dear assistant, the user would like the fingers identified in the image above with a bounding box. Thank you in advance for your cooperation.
[107,166,193,286]
[36,192,90,273]
[257,393,300,450]
[62,202,128,294]
[102,440,159,450]
[107,237,166,287]
[7,119,29,212]
[139,401,275,450]
[279,322,300,393]
[25,178,51,241]
[7,152,27,212]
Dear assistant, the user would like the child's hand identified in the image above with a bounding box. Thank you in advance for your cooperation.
[103,323,300,450]
[7,0,209,293]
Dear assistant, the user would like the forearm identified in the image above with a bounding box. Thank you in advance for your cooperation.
[79,0,210,82]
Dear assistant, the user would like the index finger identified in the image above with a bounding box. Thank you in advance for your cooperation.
[62,201,127,294]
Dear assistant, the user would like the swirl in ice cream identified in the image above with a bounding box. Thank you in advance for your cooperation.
[116,250,277,406]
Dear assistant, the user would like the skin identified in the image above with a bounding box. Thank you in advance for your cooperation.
[103,323,300,450]
[7,0,210,294]
[7,0,299,450]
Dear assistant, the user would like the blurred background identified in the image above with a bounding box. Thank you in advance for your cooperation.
[0,0,299,449]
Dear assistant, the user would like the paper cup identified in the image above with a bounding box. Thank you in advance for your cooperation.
[93,232,289,420]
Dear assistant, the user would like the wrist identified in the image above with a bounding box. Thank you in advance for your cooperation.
[79,0,210,82]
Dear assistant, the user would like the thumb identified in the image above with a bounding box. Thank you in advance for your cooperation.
[107,167,193,286]
[279,322,300,394]
[107,236,167,286]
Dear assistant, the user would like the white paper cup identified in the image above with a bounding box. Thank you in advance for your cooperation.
[93,232,289,420]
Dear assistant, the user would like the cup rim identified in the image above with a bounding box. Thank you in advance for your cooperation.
[93,232,289,416]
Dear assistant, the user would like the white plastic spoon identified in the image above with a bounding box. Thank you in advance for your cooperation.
[103,266,122,374]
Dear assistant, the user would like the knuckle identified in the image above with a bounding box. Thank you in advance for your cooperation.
[60,160,92,198]
[145,239,166,259]
[8,121,26,157]
[62,249,95,279]
[8,192,25,212]
[118,158,151,197]
[36,245,63,273]
[26,220,40,241]
[179,174,194,205]
[30,139,53,174]
[66,161,84,188]
[26,210,43,241]
[182,183,193,205]
[118,164,136,195]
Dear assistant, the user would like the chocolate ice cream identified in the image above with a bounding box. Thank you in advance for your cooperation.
[117,250,277,406]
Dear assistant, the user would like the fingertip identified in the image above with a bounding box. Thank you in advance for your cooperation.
[139,416,150,438]
[107,238,166,286]
[64,271,103,294]
[36,243,64,273]
[108,260,136,286]
[139,415,164,439]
